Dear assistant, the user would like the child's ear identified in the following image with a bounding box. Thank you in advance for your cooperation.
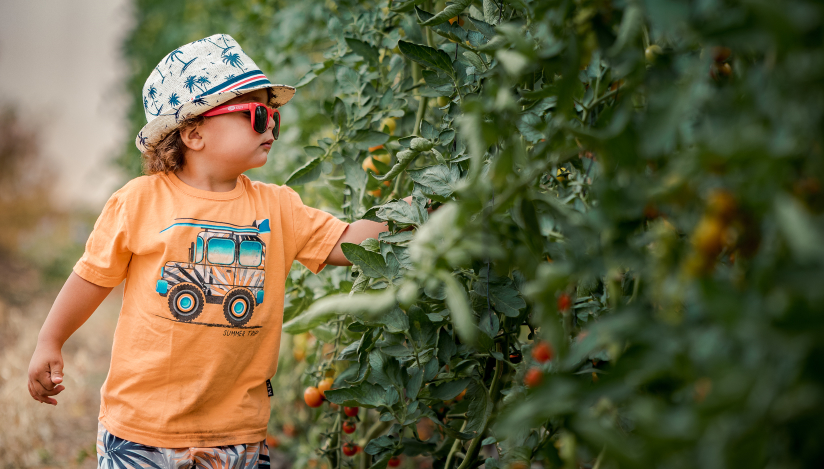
[180,124,205,151]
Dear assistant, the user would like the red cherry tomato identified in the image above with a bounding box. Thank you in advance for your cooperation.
[557,293,572,312]
[343,443,360,457]
[388,456,402,467]
[531,342,554,363]
[344,406,359,417]
[524,368,543,388]
[342,421,357,434]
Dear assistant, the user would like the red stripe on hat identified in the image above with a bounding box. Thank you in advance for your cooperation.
[217,74,267,93]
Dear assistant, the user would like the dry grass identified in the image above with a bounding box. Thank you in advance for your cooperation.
[0,285,121,468]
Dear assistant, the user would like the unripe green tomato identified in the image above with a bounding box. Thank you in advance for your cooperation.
[645,44,662,62]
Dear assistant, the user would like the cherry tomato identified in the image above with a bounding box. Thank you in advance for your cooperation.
[304,387,323,408]
[344,406,359,417]
[557,293,572,312]
[343,421,357,434]
[524,368,543,388]
[343,443,360,457]
[531,342,554,363]
[388,456,402,467]
[317,378,334,399]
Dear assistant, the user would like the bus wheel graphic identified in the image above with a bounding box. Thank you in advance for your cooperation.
[168,283,204,322]
[223,288,255,327]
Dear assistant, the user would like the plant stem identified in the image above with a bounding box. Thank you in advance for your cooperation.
[444,421,468,469]
[454,344,505,469]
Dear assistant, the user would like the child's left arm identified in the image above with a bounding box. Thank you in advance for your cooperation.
[324,196,423,266]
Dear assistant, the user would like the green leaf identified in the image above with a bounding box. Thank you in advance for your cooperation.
[437,329,457,362]
[365,435,398,455]
[390,0,425,13]
[406,366,424,400]
[419,0,472,26]
[420,120,439,140]
[407,164,461,198]
[467,16,496,39]
[438,271,477,344]
[336,65,361,94]
[474,267,526,317]
[426,378,471,400]
[343,155,368,199]
[294,70,318,88]
[333,97,348,128]
[422,70,455,96]
[482,0,499,24]
[377,200,427,226]
[416,7,467,43]
[282,290,395,334]
[369,349,403,389]
[379,231,416,244]
[398,40,454,77]
[325,382,390,408]
[351,130,390,150]
[408,305,438,348]
[346,37,379,63]
[303,146,325,158]
[285,157,322,186]
[464,380,493,434]
[342,243,388,278]
[365,304,410,333]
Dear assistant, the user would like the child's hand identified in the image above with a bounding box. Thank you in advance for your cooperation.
[27,343,66,405]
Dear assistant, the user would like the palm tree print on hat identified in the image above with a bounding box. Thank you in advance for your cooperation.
[145,84,164,117]
[165,48,198,76]
[184,75,212,94]
[196,76,212,90]
[204,34,236,57]
[155,65,167,84]
[137,131,148,148]
[222,52,246,71]
[168,93,181,107]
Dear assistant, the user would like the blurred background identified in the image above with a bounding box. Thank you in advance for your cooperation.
[0,0,336,466]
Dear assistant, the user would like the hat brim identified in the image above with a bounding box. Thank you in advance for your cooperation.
[135,83,295,153]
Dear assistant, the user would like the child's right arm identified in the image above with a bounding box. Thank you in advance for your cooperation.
[27,272,113,405]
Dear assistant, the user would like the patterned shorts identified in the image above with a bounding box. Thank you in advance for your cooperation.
[96,423,270,469]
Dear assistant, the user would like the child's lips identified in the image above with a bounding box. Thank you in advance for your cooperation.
[261,138,274,149]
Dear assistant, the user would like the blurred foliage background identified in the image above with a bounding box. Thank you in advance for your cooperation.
[6,0,824,467]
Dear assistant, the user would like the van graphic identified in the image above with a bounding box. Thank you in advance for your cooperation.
[155,218,268,327]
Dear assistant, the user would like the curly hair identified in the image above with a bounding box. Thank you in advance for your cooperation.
[140,114,206,175]
[141,89,277,175]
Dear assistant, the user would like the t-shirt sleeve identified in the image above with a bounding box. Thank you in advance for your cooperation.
[73,192,133,287]
[284,187,349,274]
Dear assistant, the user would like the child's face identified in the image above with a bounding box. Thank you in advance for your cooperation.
[186,88,277,175]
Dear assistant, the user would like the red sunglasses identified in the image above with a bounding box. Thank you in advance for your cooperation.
[202,102,281,140]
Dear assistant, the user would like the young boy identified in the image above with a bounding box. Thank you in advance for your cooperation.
[27,34,402,468]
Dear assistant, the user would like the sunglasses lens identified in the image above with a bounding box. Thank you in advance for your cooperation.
[272,112,280,140]
[253,106,267,133]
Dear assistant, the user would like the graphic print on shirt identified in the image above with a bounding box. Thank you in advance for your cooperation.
[154,218,269,328]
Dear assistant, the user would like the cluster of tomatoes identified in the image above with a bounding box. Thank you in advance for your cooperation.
[523,341,555,388]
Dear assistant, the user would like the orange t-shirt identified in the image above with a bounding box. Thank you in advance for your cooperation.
[73,172,349,448]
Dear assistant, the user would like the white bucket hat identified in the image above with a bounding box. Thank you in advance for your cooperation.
[135,34,295,153]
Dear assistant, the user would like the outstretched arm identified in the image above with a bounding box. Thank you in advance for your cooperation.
[27,272,112,405]
[324,196,415,266]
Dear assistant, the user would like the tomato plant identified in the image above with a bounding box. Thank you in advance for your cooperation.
[125,0,824,468]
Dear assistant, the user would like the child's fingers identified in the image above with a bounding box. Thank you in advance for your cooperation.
[49,361,64,384]
[29,379,64,405]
